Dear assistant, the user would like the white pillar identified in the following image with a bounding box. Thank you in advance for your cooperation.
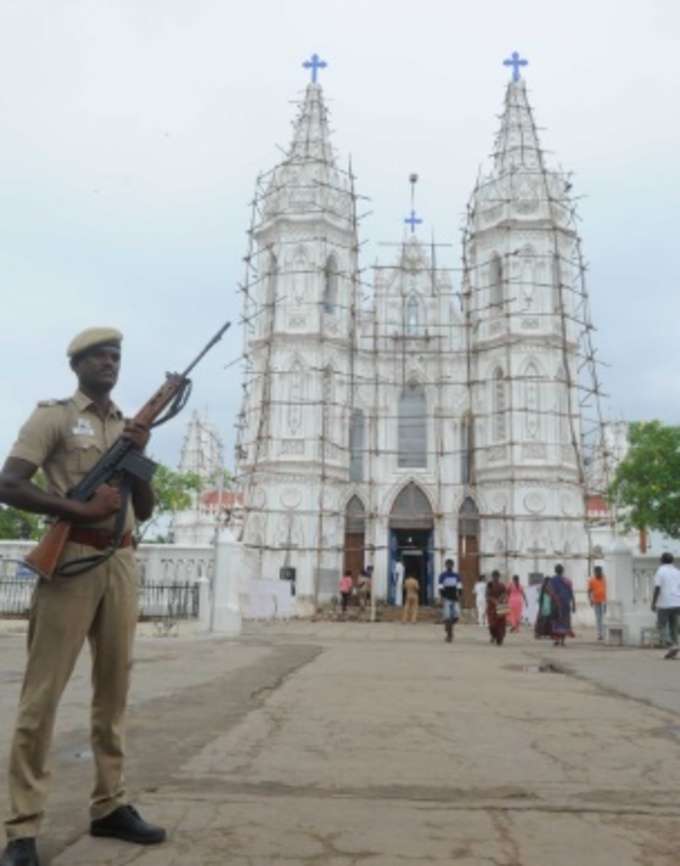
[605,540,655,645]
[208,527,242,635]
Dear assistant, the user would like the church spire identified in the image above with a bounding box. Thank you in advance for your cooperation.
[492,74,542,177]
[288,78,335,166]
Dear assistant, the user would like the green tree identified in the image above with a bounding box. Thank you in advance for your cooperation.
[0,506,43,540]
[138,464,202,542]
[0,471,48,540]
[609,421,680,539]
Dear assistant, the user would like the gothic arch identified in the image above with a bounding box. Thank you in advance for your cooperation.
[398,381,427,467]
[290,245,309,305]
[344,495,366,579]
[389,481,434,530]
[522,359,542,440]
[264,251,278,332]
[489,253,503,308]
[492,366,507,442]
[404,291,421,335]
[323,253,338,314]
[287,357,305,435]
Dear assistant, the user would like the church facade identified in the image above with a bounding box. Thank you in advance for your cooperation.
[235,59,606,613]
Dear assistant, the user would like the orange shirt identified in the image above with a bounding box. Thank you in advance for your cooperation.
[588,576,607,604]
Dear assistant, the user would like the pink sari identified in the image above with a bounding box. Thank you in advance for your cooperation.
[508,583,524,631]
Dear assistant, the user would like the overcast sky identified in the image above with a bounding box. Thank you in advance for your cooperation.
[0,0,678,470]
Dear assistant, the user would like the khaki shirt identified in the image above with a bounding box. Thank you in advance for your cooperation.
[404,577,420,600]
[8,390,135,532]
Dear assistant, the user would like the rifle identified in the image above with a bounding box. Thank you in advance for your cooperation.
[25,321,231,580]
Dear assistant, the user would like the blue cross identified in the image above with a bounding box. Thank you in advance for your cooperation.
[302,53,328,84]
[503,51,528,82]
[404,209,423,234]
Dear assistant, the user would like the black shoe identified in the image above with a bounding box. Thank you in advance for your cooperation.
[0,838,40,866]
[664,647,679,660]
[90,805,166,845]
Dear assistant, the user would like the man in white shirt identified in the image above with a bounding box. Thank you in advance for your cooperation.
[474,575,487,626]
[393,559,405,607]
[651,552,680,659]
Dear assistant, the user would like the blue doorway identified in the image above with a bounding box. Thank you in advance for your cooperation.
[388,528,434,605]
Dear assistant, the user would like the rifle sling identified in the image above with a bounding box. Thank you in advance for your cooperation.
[55,479,132,578]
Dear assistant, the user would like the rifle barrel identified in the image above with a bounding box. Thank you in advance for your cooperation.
[181,321,231,378]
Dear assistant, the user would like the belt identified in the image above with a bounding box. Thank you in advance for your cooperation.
[69,528,134,551]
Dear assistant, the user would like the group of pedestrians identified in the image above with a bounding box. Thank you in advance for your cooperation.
[473,566,582,647]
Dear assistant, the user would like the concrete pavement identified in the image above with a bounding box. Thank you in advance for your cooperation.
[1,619,680,864]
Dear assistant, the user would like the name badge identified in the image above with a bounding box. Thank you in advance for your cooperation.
[72,418,95,437]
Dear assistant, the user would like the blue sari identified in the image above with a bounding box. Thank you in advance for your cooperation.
[549,574,574,637]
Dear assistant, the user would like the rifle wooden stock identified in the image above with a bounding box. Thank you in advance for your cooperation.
[25,521,72,580]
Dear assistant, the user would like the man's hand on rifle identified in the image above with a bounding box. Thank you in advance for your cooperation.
[71,484,122,523]
[122,420,150,451]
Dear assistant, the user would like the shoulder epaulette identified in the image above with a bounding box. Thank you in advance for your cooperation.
[37,398,69,408]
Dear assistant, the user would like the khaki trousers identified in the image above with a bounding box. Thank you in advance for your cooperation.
[402,596,419,624]
[5,543,138,840]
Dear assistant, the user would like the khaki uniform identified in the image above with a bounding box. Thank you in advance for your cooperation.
[402,576,420,624]
[5,390,138,839]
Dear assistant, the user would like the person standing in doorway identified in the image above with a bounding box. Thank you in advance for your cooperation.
[402,574,420,624]
[393,557,405,607]
[474,575,487,626]
[587,566,608,641]
[438,559,462,643]
[651,553,680,659]
[486,571,508,646]
[339,570,354,615]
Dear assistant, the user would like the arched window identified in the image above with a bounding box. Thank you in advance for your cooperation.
[489,254,503,309]
[264,252,278,332]
[525,362,540,439]
[323,254,338,314]
[349,409,365,481]
[322,365,334,452]
[556,366,570,444]
[398,382,427,468]
[493,367,506,442]
[405,293,419,335]
[287,360,304,435]
[460,413,474,484]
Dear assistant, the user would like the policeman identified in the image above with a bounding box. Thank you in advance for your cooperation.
[0,328,166,866]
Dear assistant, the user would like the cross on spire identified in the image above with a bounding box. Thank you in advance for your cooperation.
[503,51,528,82]
[404,173,423,234]
[404,209,423,234]
[302,53,328,84]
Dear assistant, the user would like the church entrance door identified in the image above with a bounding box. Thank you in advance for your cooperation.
[457,497,480,607]
[344,496,366,580]
[389,483,435,604]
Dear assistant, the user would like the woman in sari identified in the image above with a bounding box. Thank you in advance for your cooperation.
[534,576,553,638]
[549,564,576,646]
[486,570,508,646]
[507,575,527,632]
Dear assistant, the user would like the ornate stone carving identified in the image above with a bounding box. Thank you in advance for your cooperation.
[521,317,540,329]
[523,491,546,513]
[487,445,507,462]
[280,487,302,509]
[523,443,547,459]
[280,439,305,456]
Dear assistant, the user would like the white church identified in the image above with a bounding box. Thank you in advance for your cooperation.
[227,53,612,613]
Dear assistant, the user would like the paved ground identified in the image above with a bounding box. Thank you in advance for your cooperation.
[2,618,680,865]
